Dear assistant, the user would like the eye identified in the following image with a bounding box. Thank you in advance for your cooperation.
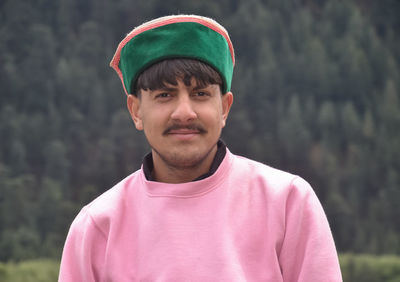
[155,92,171,99]
[193,91,210,98]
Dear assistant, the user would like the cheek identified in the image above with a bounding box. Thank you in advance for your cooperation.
[141,108,168,131]
[203,106,225,129]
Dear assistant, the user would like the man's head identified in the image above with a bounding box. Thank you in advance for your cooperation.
[110,15,235,182]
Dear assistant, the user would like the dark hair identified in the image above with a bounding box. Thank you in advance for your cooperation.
[132,59,223,96]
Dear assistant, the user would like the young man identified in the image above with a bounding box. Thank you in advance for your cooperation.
[59,15,342,281]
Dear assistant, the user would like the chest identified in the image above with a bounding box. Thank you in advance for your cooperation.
[102,192,285,281]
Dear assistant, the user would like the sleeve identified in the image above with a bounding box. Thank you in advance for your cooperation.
[278,177,343,282]
[58,207,107,282]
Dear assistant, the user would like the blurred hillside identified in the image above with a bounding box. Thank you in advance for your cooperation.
[0,0,399,264]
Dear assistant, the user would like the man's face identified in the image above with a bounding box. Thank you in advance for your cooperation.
[127,78,233,180]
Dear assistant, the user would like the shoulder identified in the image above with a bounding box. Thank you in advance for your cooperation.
[230,153,296,187]
[229,153,315,198]
[89,170,141,211]
[71,170,143,233]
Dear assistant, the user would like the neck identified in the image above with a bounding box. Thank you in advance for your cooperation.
[152,145,218,184]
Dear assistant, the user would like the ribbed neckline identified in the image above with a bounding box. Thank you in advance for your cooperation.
[140,149,234,198]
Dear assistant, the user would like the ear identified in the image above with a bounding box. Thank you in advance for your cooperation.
[127,94,143,131]
[221,92,233,128]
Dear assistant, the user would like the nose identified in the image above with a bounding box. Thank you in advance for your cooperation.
[170,95,197,122]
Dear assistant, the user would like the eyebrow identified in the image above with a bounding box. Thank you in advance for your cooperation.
[193,85,209,90]
[155,87,177,92]
[153,84,210,92]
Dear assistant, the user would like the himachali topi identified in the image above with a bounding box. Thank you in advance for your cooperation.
[110,15,235,95]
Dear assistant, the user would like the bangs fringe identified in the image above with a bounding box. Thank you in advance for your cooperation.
[134,59,223,94]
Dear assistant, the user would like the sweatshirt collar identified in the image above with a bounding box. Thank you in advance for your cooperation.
[140,145,233,198]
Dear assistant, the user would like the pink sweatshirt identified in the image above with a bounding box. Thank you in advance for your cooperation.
[59,149,342,281]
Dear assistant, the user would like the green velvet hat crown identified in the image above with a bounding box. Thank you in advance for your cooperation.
[110,15,235,95]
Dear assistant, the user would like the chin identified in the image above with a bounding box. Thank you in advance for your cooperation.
[156,144,214,169]
[164,152,208,169]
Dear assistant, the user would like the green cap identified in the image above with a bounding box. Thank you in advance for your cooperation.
[110,15,235,95]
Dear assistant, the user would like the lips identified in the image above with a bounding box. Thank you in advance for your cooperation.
[163,124,206,136]
[168,129,200,134]
[166,129,201,142]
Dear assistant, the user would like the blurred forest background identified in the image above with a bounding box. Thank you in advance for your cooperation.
[0,0,399,281]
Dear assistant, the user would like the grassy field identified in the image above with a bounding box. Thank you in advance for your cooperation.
[0,259,59,282]
[340,253,400,282]
[1,254,400,281]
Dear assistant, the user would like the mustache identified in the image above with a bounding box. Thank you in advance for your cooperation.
[163,124,207,135]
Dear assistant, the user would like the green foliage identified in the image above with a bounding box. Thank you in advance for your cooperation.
[340,254,400,282]
[0,0,399,264]
[2,254,400,282]
[0,259,59,282]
